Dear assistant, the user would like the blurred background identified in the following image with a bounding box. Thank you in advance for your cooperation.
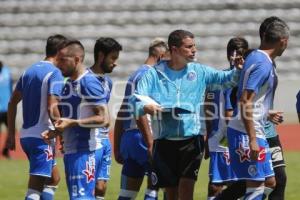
[0,0,299,123]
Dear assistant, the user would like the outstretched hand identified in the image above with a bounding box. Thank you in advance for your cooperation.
[5,134,16,151]
[41,130,57,145]
[230,51,244,70]
[268,110,284,125]
[144,104,163,116]
[54,118,74,132]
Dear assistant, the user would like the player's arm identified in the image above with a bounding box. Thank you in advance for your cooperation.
[114,102,126,164]
[55,104,109,132]
[6,89,22,151]
[42,71,65,141]
[136,115,153,158]
[224,88,234,124]
[240,90,259,161]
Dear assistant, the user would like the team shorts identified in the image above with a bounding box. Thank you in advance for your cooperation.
[267,135,285,168]
[209,151,237,183]
[64,151,98,200]
[151,135,204,187]
[95,137,112,181]
[120,129,149,178]
[20,137,55,177]
[227,127,274,181]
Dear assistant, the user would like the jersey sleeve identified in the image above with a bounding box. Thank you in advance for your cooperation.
[243,62,269,94]
[15,74,24,92]
[81,77,107,104]
[48,70,64,96]
[130,69,154,117]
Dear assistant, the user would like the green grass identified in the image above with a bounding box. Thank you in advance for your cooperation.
[0,152,299,199]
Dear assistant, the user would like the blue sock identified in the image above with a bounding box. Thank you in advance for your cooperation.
[244,186,264,200]
[25,189,41,200]
[40,185,57,200]
[144,189,158,200]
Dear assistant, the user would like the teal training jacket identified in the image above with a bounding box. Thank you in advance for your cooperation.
[131,60,240,140]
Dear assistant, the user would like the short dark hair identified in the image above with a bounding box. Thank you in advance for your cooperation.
[94,37,122,62]
[259,16,289,43]
[168,30,194,51]
[226,37,249,61]
[60,39,85,61]
[45,34,67,57]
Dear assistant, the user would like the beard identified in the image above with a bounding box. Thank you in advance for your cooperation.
[100,59,114,73]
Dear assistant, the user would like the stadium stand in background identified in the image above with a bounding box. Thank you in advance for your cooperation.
[0,0,299,80]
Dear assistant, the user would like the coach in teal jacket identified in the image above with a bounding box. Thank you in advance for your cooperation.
[132,60,239,140]
[129,29,241,200]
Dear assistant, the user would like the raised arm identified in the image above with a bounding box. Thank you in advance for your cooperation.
[204,66,241,91]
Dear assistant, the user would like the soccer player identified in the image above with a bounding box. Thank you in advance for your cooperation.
[89,37,122,200]
[227,16,289,200]
[6,34,67,200]
[0,60,13,158]
[130,29,241,200]
[53,39,110,199]
[205,37,248,200]
[114,38,168,200]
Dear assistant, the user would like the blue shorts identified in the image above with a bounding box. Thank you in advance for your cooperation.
[95,137,112,181]
[20,137,55,177]
[120,129,149,178]
[209,151,237,183]
[227,127,274,181]
[64,151,97,200]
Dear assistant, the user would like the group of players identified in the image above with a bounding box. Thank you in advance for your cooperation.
[3,15,293,200]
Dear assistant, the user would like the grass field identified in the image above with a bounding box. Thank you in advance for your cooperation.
[0,152,299,199]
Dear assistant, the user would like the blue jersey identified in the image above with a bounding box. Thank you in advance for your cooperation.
[122,64,151,130]
[207,88,232,152]
[0,65,12,113]
[60,70,109,154]
[88,68,113,136]
[229,50,277,139]
[16,61,64,138]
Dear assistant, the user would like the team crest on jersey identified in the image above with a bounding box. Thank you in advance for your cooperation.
[223,151,231,165]
[257,147,266,162]
[82,155,95,183]
[44,145,54,161]
[248,165,257,176]
[151,172,158,186]
[187,71,197,81]
[235,142,251,163]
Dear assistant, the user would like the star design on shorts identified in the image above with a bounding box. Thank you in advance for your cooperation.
[44,145,54,161]
[257,147,266,162]
[235,142,251,163]
[82,162,95,183]
[223,151,231,165]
